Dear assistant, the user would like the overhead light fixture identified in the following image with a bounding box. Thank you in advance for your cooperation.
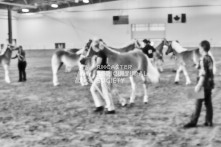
[21,8,29,13]
[51,4,58,8]
[83,0,89,3]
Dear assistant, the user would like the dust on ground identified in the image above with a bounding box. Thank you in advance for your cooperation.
[0,49,221,147]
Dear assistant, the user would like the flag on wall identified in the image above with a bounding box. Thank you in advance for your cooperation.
[168,14,186,23]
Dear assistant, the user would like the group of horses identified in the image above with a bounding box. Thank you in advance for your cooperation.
[0,39,215,105]
[50,38,213,106]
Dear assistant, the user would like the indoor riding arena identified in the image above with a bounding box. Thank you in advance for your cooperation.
[0,0,221,147]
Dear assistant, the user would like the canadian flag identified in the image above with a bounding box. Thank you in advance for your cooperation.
[168,14,186,23]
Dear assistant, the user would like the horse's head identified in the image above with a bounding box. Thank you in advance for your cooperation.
[80,38,104,65]
[164,39,173,55]
[7,44,18,51]
[134,39,142,49]
[1,44,17,54]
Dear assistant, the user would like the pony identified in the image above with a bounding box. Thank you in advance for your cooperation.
[0,44,17,83]
[164,39,216,85]
[51,46,88,86]
[80,38,160,105]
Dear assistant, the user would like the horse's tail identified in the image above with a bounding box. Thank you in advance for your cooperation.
[58,62,63,70]
[147,57,160,84]
[52,53,62,71]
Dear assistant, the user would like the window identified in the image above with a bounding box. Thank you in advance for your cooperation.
[131,23,166,40]
[132,24,165,32]
[132,24,148,32]
[149,24,165,31]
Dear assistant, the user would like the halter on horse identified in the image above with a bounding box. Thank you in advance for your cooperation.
[0,44,17,83]
[80,38,160,105]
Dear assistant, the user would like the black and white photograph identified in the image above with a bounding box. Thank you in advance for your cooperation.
[0,0,221,146]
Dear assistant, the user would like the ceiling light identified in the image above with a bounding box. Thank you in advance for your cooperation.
[22,8,29,13]
[83,0,89,3]
[51,4,58,8]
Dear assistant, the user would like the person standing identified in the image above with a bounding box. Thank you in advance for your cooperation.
[12,46,27,82]
[142,39,156,60]
[88,49,115,114]
[184,40,214,128]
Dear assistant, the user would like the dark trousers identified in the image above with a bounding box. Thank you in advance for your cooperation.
[190,89,213,125]
[18,61,27,81]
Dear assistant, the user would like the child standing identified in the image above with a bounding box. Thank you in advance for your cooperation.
[184,40,214,128]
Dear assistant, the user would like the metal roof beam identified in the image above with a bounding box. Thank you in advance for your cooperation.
[0,1,37,9]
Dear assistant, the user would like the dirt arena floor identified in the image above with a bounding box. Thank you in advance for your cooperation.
[0,49,221,147]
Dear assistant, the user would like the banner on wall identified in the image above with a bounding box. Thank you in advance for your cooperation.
[113,15,129,25]
[168,14,186,23]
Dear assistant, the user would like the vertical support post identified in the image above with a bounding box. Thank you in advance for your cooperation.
[8,6,12,44]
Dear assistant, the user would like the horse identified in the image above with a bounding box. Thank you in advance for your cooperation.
[80,38,160,105]
[164,39,216,85]
[0,44,17,83]
[51,40,142,86]
[51,46,87,86]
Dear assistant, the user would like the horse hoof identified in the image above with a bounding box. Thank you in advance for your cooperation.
[186,82,191,85]
[5,80,11,84]
[121,103,127,107]
[53,83,60,86]
[174,82,179,85]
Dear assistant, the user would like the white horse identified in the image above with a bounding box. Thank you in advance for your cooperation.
[51,47,85,86]
[0,44,17,83]
[164,39,216,85]
[80,39,160,105]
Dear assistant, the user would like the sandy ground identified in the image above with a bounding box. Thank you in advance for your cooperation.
[0,49,221,147]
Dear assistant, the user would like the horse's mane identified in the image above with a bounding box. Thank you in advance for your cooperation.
[64,48,81,54]
[171,41,188,53]
[155,41,164,53]
[108,41,136,50]
[101,43,121,54]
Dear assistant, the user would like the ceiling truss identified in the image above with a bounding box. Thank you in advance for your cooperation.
[0,0,118,13]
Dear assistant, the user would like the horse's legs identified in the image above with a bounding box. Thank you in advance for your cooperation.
[175,66,182,84]
[3,63,10,83]
[51,55,60,86]
[129,76,136,104]
[157,60,164,72]
[141,74,149,104]
[111,88,127,106]
[182,66,191,85]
